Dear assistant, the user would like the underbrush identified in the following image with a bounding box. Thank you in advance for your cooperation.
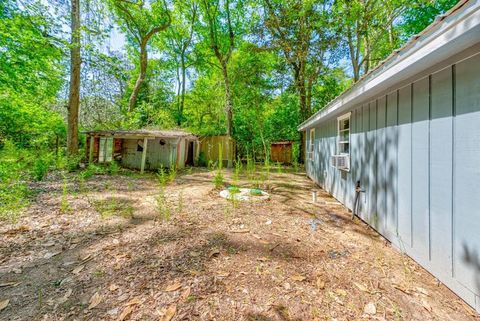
[0,140,90,221]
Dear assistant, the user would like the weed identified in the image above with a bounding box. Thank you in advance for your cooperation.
[168,158,177,182]
[233,156,242,183]
[156,188,171,221]
[60,174,72,214]
[157,165,168,187]
[107,161,120,175]
[213,143,224,189]
[93,197,133,219]
[276,161,283,174]
[32,154,54,181]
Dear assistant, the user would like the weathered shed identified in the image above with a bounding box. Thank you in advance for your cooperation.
[85,129,199,173]
[270,141,293,164]
[299,0,480,312]
[199,135,236,167]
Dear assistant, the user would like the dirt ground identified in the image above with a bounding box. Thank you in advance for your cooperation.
[1,168,479,321]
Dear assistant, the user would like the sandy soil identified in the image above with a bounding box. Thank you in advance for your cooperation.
[0,168,479,321]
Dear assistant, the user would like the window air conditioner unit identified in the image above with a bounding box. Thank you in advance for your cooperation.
[330,154,350,170]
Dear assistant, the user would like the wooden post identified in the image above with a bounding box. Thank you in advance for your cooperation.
[89,136,94,163]
[140,137,148,174]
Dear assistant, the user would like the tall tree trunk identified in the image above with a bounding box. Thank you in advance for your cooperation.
[179,53,187,126]
[67,0,81,156]
[129,43,148,112]
[221,62,233,137]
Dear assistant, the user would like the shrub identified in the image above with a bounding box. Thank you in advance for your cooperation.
[198,151,207,167]
[107,161,120,175]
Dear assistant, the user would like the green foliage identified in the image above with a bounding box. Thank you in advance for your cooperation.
[0,1,65,149]
[198,152,207,167]
[107,161,120,175]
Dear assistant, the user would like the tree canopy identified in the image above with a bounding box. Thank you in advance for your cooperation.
[0,0,459,158]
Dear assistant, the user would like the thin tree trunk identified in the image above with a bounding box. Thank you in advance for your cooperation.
[221,62,233,137]
[128,43,148,112]
[179,52,187,125]
[67,0,81,156]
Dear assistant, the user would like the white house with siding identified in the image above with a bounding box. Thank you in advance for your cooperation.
[299,0,480,312]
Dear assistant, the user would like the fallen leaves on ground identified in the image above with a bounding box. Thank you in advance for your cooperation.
[159,304,177,321]
[165,282,182,292]
[0,299,9,312]
[88,292,102,309]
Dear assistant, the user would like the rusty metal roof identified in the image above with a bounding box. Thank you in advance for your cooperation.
[85,129,198,140]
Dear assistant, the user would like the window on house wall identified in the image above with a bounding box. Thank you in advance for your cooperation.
[337,113,351,155]
[308,128,315,161]
[99,137,113,163]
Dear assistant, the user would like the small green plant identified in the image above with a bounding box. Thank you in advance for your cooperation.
[66,155,83,172]
[168,158,177,182]
[93,198,133,219]
[213,143,224,189]
[156,165,168,187]
[233,156,242,183]
[32,154,53,181]
[276,161,283,174]
[60,174,72,214]
[156,188,171,221]
[107,161,120,175]
[246,153,256,181]
[198,151,207,167]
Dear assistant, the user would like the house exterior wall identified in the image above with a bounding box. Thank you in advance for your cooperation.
[305,52,480,311]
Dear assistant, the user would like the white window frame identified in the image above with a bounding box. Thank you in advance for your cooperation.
[337,112,351,156]
[99,137,113,163]
[308,128,315,161]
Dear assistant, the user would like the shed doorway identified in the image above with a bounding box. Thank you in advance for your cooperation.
[186,141,194,166]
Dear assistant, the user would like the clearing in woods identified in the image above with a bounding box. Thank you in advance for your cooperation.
[0,168,478,320]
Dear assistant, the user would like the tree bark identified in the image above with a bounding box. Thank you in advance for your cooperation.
[67,0,81,156]
[179,52,187,125]
[221,62,233,136]
[128,42,148,112]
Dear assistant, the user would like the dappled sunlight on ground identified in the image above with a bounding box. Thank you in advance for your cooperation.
[0,168,478,320]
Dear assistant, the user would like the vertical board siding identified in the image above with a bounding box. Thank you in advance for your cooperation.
[361,105,370,221]
[430,67,453,279]
[304,53,480,311]
[454,54,480,297]
[397,85,413,249]
[368,101,377,226]
[376,96,387,233]
[411,77,430,261]
[386,91,398,238]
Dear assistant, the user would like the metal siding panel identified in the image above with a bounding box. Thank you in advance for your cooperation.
[367,101,377,225]
[412,77,430,261]
[361,104,370,221]
[430,67,453,279]
[454,55,480,296]
[376,97,387,233]
[386,91,399,238]
[397,85,412,248]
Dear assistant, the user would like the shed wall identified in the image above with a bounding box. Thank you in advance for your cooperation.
[306,52,480,311]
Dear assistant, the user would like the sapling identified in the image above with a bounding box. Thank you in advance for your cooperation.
[213,143,224,189]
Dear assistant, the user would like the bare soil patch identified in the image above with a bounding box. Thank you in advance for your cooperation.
[1,168,478,321]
